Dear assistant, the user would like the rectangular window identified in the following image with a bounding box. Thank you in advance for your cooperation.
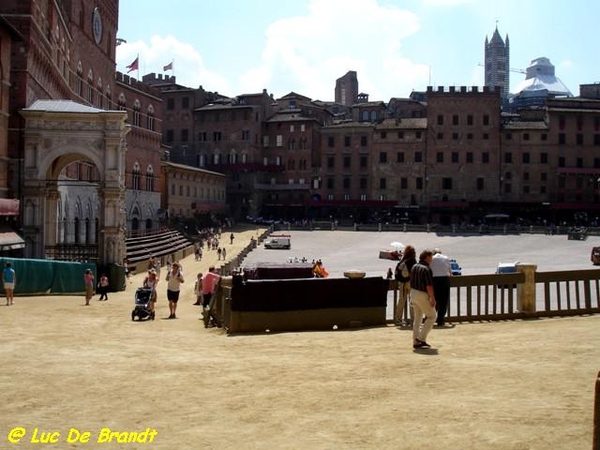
[541,133,547,141]
[344,136,351,147]
[360,178,367,189]
[436,152,444,163]
[276,135,283,147]
[416,178,423,190]
[416,131,422,139]
[504,152,512,163]
[452,115,459,125]
[451,152,459,163]
[577,134,584,145]
[397,131,404,139]
[467,115,473,126]
[360,155,367,168]
[558,156,565,167]
[328,137,334,147]
[379,178,386,189]
[400,178,408,189]
[167,98,174,110]
[467,133,473,140]
[523,133,530,141]
[541,152,548,164]
[379,152,387,163]
[437,132,444,140]
[213,132,222,141]
[442,178,452,190]
[437,115,444,126]
[397,152,405,163]
[414,152,422,163]
[327,178,334,189]
[466,152,473,163]
[482,152,489,163]
[181,129,189,142]
[360,136,367,146]
[522,153,530,164]
[558,133,566,145]
[505,133,512,140]
[182,97,189,109]
[476,178,484,190]
[343,155,351,168]
[343,177,350,189]
[327,156,335,169]
[166,129,174,142]
[483,115,490,126]
[380,131,387,139]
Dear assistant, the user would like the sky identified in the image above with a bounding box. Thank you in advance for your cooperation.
[116,0,600,102]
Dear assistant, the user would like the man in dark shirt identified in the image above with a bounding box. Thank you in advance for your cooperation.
[409,249,437,349]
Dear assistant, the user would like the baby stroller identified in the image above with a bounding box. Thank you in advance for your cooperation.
[131,287,155,321]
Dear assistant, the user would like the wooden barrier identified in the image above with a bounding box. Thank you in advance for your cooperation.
[226,275,388,333]
[594,370,600,450]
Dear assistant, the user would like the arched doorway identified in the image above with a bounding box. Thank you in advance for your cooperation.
[20,100,129,264]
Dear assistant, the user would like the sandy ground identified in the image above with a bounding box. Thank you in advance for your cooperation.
[0,228,599,450]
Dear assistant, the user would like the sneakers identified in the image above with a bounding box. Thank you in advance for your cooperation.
[413,339,431,349]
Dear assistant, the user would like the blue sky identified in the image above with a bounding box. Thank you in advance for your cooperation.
[116,0,599,101]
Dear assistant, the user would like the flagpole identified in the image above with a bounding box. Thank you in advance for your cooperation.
[137,53,140,80]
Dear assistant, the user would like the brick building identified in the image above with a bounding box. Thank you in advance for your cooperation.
[1,0,164,262]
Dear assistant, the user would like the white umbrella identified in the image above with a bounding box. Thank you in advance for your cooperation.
[390,241,404,250]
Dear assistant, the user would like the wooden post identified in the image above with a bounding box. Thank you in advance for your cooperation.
[594,370,600,450]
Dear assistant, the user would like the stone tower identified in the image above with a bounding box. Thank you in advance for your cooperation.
[484,26,510,99]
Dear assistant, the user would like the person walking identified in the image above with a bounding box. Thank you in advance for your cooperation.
[165,262,184,319]
[230,233,235,245]
[193,273,203,306]
[2,262,16,306]
[394,245,417,326]
[430,248,453,327]
[83,268,95,306]
[201,266,220,327]
[97,273,109,301]
[143,269,159,316]
[409,249,437,349]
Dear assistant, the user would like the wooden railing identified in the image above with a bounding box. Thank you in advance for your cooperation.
[389,267,600,323]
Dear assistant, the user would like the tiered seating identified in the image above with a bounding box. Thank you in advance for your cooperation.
[125,228,194,273]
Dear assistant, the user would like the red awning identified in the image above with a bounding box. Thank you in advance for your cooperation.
[0,229,25,250]
[0,199,19,216]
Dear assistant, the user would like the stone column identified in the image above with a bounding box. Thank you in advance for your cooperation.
[516,263,537,313]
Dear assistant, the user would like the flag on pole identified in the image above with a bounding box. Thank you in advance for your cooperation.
[163,61,173,71]
[126,56,139,73]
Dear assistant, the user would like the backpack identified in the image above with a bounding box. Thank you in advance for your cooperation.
[395,261,410,281]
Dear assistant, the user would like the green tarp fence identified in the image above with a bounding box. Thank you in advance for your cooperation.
[0,258,96,295]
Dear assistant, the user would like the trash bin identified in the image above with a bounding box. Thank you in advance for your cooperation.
[108,263,126,291]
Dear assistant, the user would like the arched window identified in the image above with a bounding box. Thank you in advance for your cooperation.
[147,105,155,130]
[133,100,141,126]
[132,162,141,190]
[106,84,112,108]
[97,77,103,109]
[370,111,377,122]
[87,69,94,103]
[362,111,369,121]
[145,165,154,192]
[118,93,126,111]
[76,61,83,96]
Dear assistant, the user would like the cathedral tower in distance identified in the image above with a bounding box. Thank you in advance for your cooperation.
[484,26,510,98]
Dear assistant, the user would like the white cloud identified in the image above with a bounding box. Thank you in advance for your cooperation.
[118,0,432,100]
[240,0,428,100]
[116,35,231,94]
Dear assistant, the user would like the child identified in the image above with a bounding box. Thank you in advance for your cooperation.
[193,273,203,306]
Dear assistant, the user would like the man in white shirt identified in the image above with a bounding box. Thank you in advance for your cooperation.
[429,248,452,326]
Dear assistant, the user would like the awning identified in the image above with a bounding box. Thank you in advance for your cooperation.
[0,230,25,251]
